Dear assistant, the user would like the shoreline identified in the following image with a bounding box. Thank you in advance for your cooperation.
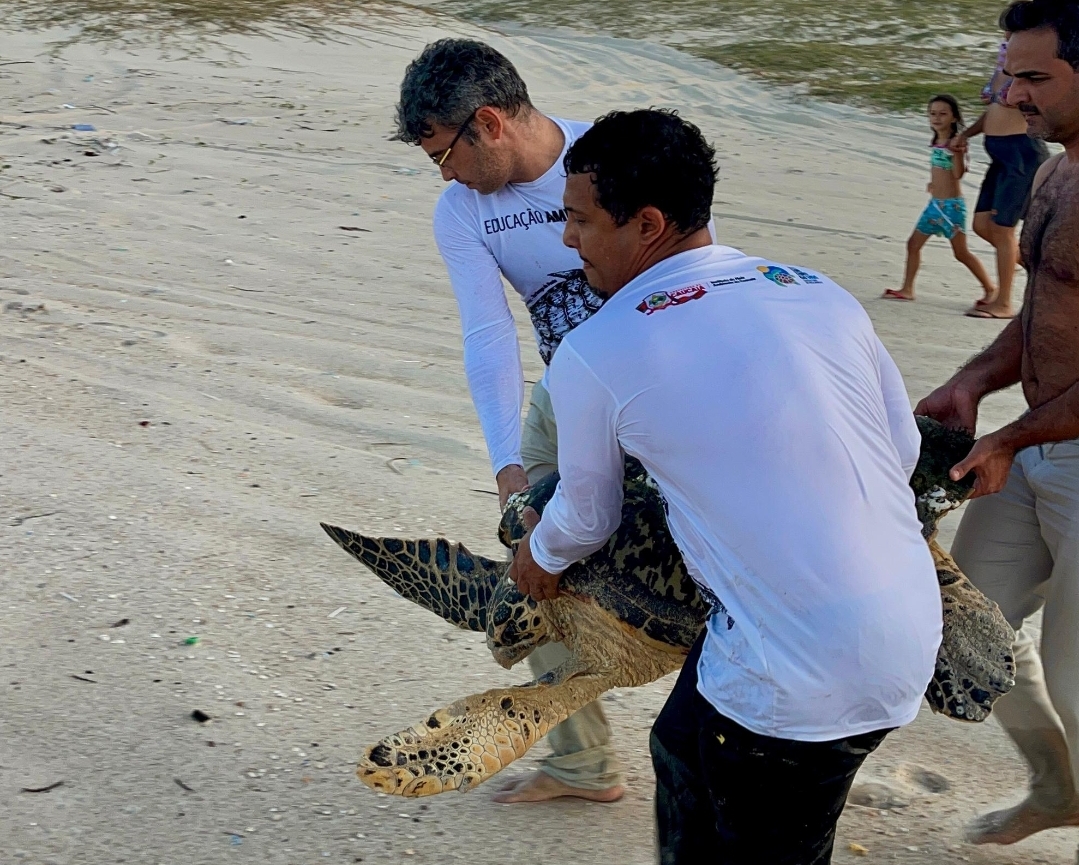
[1,0,1005,114]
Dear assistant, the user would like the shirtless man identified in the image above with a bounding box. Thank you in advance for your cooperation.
[952,15,1050,319]
[916,0,1079,845]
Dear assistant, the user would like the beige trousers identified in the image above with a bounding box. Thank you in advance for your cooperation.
[518,380,625,790]
[951,439,1079,810]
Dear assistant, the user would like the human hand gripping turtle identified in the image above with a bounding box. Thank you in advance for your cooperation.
[916,381,1017,498]
[495,464,530,510]
[507,506,561,601]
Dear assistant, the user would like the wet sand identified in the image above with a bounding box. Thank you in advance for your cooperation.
[1,8,1075,864]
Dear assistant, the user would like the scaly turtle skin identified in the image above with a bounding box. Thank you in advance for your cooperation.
[321,416,1015,798]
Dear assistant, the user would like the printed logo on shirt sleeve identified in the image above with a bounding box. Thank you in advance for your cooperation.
[789,267,823,284]
[709,275,758,287]
[756,265,799,286]
[635,283,708,315]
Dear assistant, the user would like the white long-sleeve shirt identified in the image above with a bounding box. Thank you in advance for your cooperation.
[530,246,942,741]
[433,117,600,475]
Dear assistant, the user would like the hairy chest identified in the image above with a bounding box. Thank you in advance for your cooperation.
[1022,161,1079,285]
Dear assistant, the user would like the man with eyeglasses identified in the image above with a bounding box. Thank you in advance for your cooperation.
[393,37,621,805]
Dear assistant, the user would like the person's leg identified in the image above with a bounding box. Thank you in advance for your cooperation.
[519,379,559,485]
[1029,442,1079,817]
[693,697,889,864]
[948,230,997,302]
[951,450,1079,843]
[494,639,624,802]
[971,218,1019,317]
[886,229,930,300]
[973,151,1002,252]
[496,380,625,803]
[651,633,718,864]
[977,136,1032,317]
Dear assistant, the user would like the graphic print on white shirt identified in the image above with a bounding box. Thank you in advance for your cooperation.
[528,269,604,364]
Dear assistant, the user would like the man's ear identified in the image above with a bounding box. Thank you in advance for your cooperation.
[474,106,505,142]
[637,205,670,244]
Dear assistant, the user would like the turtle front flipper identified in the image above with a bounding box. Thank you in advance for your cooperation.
[321,525,503,633]
[357,661,609,797]
[926,539,1016,721]
[912,416,976,539]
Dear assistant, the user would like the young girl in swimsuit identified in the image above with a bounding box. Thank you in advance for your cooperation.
[884,95,996,303]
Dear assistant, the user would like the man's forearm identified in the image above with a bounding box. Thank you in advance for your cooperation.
[461,323,525,475]
[998,381,1079,451]
[530,493,621,574]
[963,112,987,140]
[952,317,1024,398]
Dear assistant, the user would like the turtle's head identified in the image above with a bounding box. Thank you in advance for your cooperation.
[911,416,976,540]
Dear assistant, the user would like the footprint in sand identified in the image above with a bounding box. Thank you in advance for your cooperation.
[848,782,911,810]
[849,763,951,809]
[896,763,951,794]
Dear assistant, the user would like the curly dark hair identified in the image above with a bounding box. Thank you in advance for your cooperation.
[1002,0,1079,69]
[394,39,532,144]
[563,109,717,234]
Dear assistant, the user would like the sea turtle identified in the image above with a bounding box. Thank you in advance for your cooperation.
[321,416,1015,798]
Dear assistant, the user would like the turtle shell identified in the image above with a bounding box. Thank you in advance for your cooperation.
[500,456,709,650]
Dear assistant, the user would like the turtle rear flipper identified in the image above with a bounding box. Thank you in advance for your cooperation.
[926,540,1016,721]
[356,660,608,797]
[321,525,503,633]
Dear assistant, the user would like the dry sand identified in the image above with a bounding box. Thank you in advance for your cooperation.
[0,6,1075,863]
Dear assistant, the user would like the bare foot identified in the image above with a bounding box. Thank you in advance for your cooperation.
[974,291,999,307]
[491,772,625,804]
[965,303,1015,319]
[966,797,1079,845]
[882,289,914,302]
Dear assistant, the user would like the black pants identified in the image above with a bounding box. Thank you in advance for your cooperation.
[650,633,890,865]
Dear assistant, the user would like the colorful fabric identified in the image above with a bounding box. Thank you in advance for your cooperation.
[930,145,954,171]
[916,197,967,239]
[982,40,1011,104]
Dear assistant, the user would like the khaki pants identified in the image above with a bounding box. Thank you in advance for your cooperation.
[951,439,1079,810]
[519,380,625,790]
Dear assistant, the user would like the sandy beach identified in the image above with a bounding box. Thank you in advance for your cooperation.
[1,5,1074,863]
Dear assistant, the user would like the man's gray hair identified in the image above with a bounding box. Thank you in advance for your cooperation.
[394,39,532,145]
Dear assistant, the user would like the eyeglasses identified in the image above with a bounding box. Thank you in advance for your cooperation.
[432,109,478,167]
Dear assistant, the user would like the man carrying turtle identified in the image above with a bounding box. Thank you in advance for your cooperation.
[509,108,943,863]
[392,37,626,805]
[917,0,1079,847]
